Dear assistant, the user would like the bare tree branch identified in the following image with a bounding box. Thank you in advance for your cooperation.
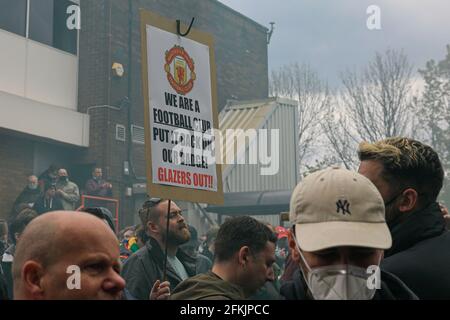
[270,63,329,172]
[322,49,416,167]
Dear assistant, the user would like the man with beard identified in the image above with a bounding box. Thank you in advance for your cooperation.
[11,175,41,218]
[121,199,196,300]
[358,137,450,299]
[13,211,126,300]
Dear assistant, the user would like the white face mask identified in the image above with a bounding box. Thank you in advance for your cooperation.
[303,264,377,300]
[294,237,378,300]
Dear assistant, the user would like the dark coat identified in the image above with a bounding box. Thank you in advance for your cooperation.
[1,244,15,299]
[196,253,213,274]
[11,187,41,217]
[85,178,112,197]
[121,237,197,300]
[280,269,418,300]
[33,196,64,215]
[202,248,214,263]
[0,265,8,300]
[381,202,450,299]
[280,253,299,282]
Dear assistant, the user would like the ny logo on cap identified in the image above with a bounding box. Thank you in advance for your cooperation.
[336,199,351,215]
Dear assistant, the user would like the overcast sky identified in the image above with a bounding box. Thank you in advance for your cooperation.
[219,0,450,87]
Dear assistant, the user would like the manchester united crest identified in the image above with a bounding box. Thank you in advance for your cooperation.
[164,45,196,95]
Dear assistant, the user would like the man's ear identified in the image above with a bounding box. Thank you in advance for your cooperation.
[288,230,300,263]
[237,246,251,267]
[398,188,418,212]
[21,261,45,299]
[147,221,159,235]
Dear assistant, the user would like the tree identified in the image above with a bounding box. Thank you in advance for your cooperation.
[321,99,360,169]
[323,49,417,167]
[416,45,450,204]
[270,63,329,172]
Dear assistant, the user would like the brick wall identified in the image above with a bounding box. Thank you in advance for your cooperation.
[0,134,34,220]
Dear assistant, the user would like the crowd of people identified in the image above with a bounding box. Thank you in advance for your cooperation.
[1,137,450,300]
[0,166,115,299]
[8,166,113,219]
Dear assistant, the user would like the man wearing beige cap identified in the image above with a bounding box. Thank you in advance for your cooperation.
[280,167,417,300]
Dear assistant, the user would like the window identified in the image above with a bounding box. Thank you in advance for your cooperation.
[0,0,78,54]
[115,125,126,142]
[0,0,27,36]
[131,125,145,144]
[29,0,78,54]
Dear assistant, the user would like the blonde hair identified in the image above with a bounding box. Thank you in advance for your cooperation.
[358,137,444,202]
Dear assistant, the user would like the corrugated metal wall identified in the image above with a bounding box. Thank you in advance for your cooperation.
[222,100,299,225]
[225,101,299,193]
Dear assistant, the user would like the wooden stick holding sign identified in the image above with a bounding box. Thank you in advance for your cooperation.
[162,199,172,282]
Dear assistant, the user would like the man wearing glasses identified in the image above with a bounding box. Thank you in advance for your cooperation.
[121,199,196,300]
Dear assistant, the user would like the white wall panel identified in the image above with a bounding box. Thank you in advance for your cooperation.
[26,40,78,110]
[0,90,89,147]
[0,30,26,96]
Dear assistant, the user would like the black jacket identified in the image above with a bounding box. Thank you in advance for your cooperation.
[0,264,8,300]
[196,253,213,274]
[1,244,15,299]
[11,187,41,217]
[381,202,450,299]
[121,237,196,300]
[33,196,64,215]
[280,269,418,300]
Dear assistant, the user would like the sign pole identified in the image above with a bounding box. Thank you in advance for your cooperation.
[162,199,172,281]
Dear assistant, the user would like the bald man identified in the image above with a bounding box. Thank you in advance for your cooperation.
[13,211,125,300]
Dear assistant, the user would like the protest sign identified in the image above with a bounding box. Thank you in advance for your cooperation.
[140,10,224,205]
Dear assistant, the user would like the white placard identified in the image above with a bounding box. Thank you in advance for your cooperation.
[146,25,217,192]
